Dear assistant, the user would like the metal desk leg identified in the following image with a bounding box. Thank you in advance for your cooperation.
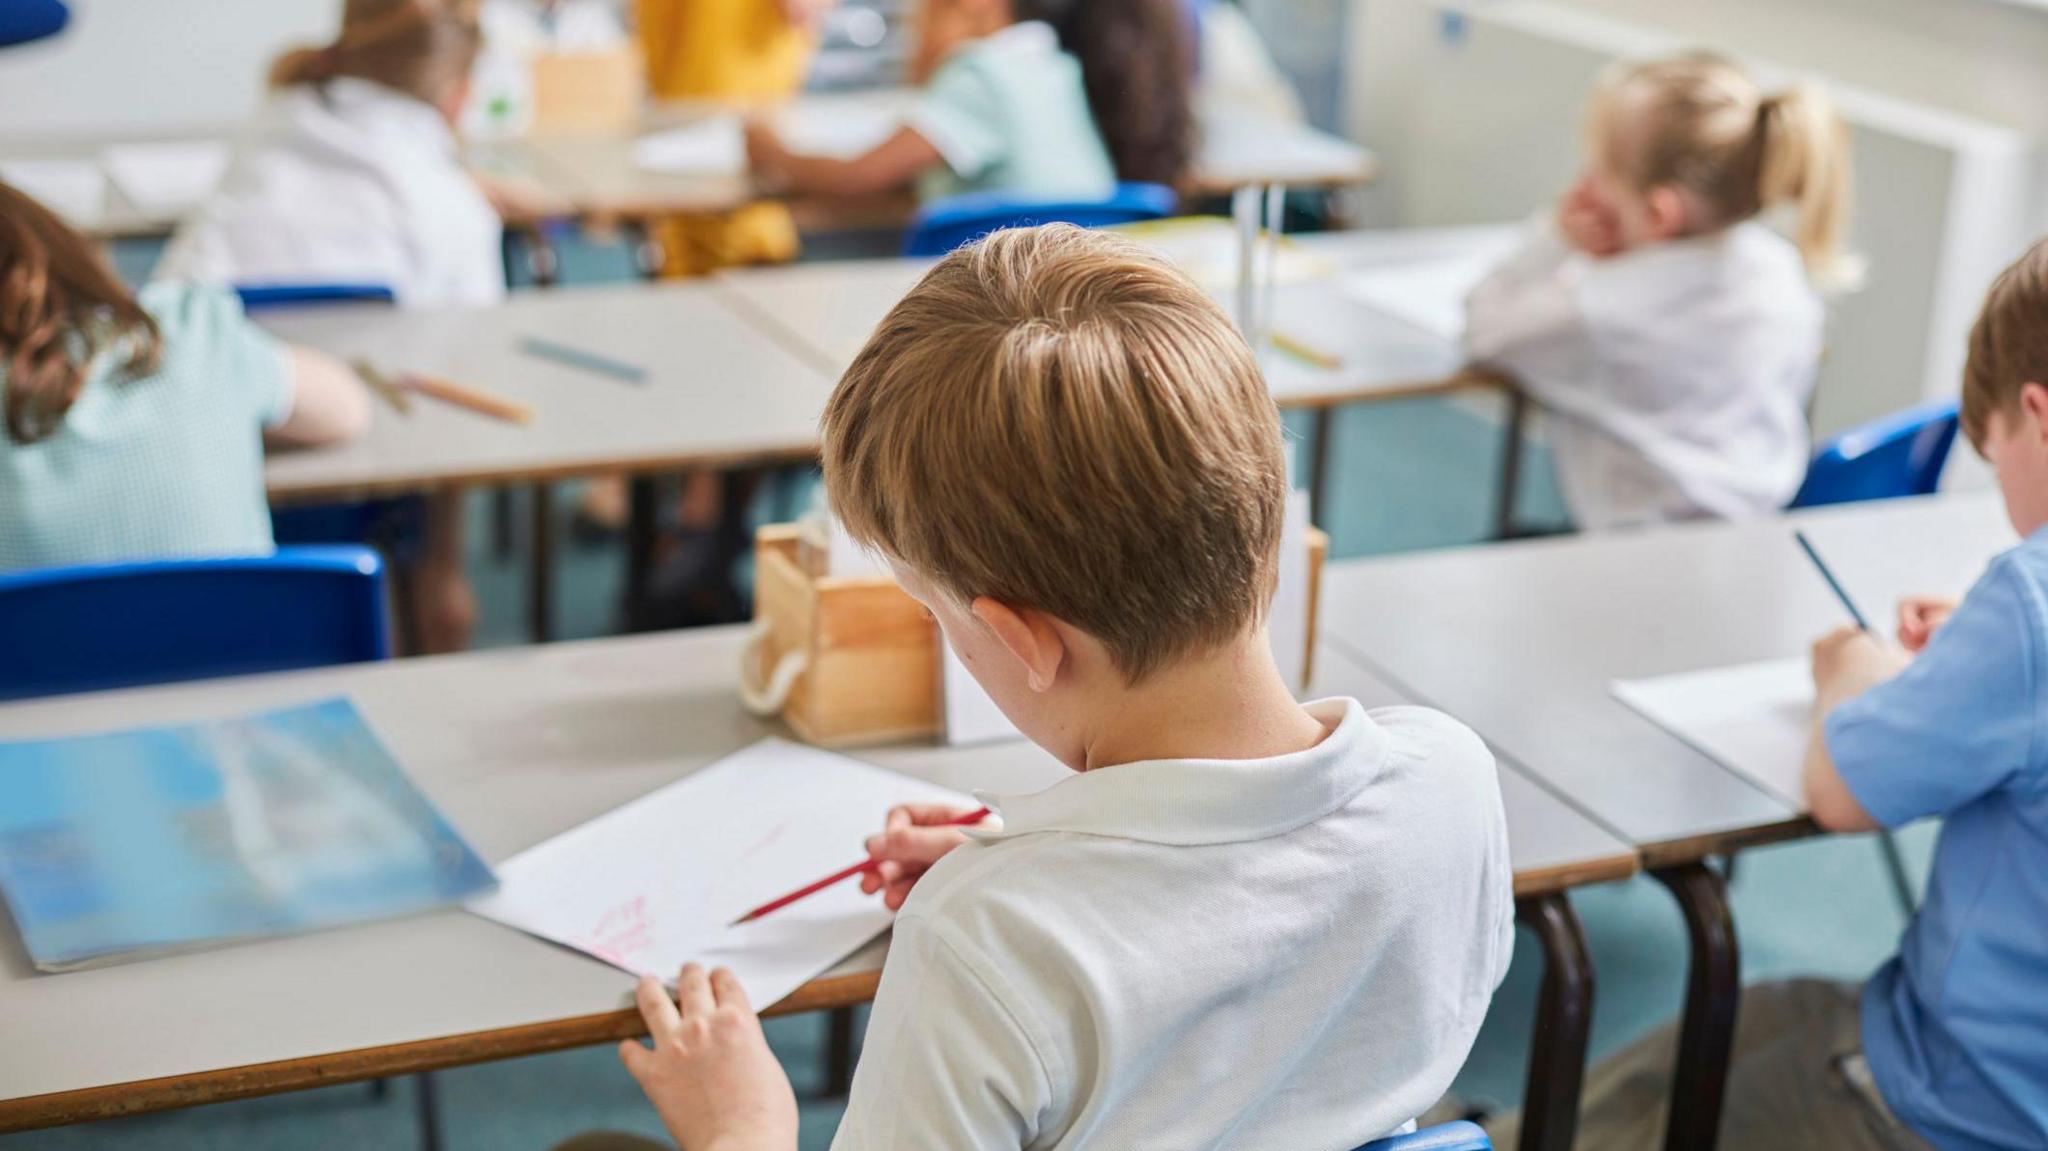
[626,219,665,282]
[1309,404,1335,529]
[414,1071,443,1151]
[1652,863,1741,1151]
[623,476,661,632]
[826,1006,859,1097]
[1516,893,1595,1151]
[529,481,556,643]
[1493,387,1529,541]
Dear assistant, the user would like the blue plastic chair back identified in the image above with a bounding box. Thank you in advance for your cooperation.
[0,0,67,48]
[0,547,390,701]
[903,182,1179,257]
[1789,397,1961,510]
[233,283,397,312]
[1354,1120,1492,1151]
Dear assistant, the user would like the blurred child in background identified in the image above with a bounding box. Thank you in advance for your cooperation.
[156,0,511,652]
[1465,52,1852,532]
[0,182,368,570]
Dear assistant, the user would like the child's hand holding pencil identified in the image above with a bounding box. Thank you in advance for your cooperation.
[859,804,990,911]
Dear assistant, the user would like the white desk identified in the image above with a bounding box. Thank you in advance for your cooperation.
[0,630,1629,1144]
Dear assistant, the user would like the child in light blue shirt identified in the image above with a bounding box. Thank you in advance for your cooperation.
[744,0,1115,203]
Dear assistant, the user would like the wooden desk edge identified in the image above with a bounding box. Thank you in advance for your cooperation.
[0,968,881,1133]
[1636,816,1816,872]
[1512,852,1638,899]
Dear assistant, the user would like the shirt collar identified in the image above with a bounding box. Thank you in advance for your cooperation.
[312,76,460,157]
[970,699,1387,847]
[985,20,1060,56]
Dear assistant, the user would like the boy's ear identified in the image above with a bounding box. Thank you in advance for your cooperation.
[2019,382,2048,441]
[1645,185,1689,241]
[970,596,1067,693]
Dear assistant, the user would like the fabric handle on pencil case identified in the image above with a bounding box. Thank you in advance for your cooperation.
[738,619,809,716]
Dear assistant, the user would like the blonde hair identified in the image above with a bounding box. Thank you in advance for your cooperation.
[271,0,482,107]
[1591,52,1854,284]
[1962,238,2048,449]
[820,224,1288,682]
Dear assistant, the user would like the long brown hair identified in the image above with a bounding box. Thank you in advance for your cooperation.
[270,0,482,108]
[1022,0,1195,187]
[0,182,162,445]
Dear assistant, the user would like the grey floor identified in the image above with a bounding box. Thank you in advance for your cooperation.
[8,238,1932,1149]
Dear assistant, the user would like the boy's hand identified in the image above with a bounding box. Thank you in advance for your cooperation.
[618,965,798,1151]
[1810,626,1909,710]
[1557,176,1621,258]
[744,120,792,188]
[859,804,975,911]
[1896,595,1959,653]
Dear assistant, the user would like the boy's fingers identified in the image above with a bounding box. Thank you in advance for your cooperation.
[618,1039,653,1081]
[879,826,965,865]
[709,967,753,1012]
[676,963,715,1018]
[635,975,682,1036]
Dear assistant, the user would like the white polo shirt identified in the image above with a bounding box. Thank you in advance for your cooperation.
[832,699,1515,1151]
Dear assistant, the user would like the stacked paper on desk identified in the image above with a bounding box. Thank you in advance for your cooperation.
[469,738,973,1005]
[0,699,497,972]
[0,159,107,227]
[1611,657,1813,807]
[100,140,231,218]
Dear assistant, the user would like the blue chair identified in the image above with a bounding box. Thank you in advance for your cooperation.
[1789,398,1961,509]
[233,283,397,312]
[0,547,388,701]
[0,0,67,48]
[1355,1121,1491,1151]
[904,182,1179,257]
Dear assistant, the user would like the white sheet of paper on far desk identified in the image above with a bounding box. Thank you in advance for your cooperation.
[1611,657,1813,809]
[1338,234,1522,343]
[468,738,973,1004]
[633,100,902,174]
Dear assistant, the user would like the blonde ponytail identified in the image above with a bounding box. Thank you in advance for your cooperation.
[1592,53,1858,287]
[1756,85,1855,286]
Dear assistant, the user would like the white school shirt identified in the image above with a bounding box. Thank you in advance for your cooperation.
[1464,219,1823,531]
[832,699,1515,1151]
[155,78,505,308]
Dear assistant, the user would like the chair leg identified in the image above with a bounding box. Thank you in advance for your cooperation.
[1877,831,1918,918]
[825,1006,859,1097]
[1493,388,1530,541]
[369,1077,390,1101]
[415,1072,443,1151]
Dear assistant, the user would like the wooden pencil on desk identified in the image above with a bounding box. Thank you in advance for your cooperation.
[350,360,413,415]
[401,372,535,425]
[1272,331,1342,371]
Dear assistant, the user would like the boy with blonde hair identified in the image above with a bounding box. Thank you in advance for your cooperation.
[611,225,1513,1150]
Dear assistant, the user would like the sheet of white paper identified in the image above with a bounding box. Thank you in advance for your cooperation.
[1339,244,1517,343]
[633,100,901,174]
[632,119,746,173]
[100,141,230,217]
[468,738,972,1003]
[0,159,107,227]
[1270,488,1312,694]
[1611,657,1813,808]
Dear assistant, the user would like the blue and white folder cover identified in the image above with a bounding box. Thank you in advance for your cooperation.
[0,698,496,971]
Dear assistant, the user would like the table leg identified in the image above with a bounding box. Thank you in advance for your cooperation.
[1309,405,1335,529]
[529,481,556,643]
[627,219,665,282]
[623,475,661,632]
[526,226,561,289]
[1652,863,1741,1151]
[1493,387,1529,541]
[826,1006,859,1097]
[491,488,516,561]
[1515,893,1595,1151]
[414,1072,443,1151]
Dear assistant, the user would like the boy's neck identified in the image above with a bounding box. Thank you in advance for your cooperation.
[1077,633,1330,772]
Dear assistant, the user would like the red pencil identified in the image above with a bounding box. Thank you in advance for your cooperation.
[729,806,992,926]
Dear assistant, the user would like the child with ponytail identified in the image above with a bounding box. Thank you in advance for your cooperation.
[156,0,510,652]
[1466,52,1853,531]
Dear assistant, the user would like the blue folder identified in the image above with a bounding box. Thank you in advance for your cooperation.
[0,698,496,971]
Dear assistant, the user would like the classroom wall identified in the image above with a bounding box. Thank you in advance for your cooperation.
[1341,0,2048,438]
[0,0,336,139]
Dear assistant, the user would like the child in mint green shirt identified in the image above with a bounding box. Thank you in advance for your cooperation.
[743,0,1140,204]
[0,181,369,572]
